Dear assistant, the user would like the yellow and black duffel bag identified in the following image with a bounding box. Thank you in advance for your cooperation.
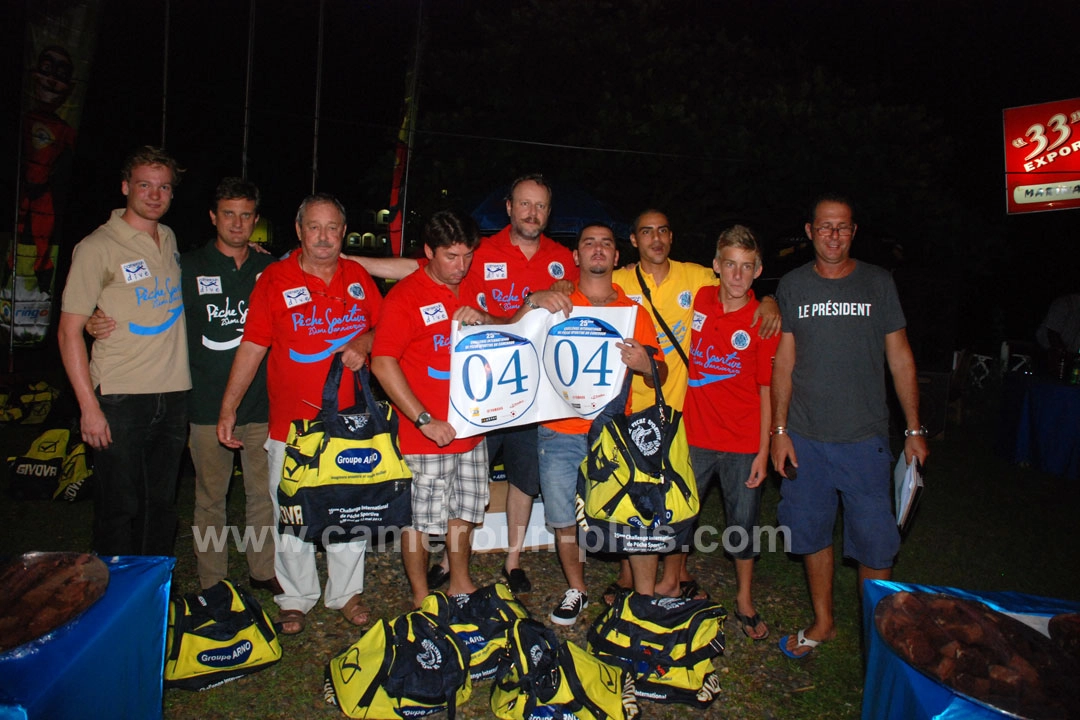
[279,357,412,546]
[587,591,725,708]
[164,579,282,690]
[326,609,471,719]
[492,618,638,720]
[576,354,699,554]
[420,583,530,681]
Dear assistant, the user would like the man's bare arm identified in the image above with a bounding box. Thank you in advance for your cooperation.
[769,332,796,477]
[217,341,269,448]
[341,255,418,280]
[59,311,111,450]
[885,328,929,466]
[371,355,456,448]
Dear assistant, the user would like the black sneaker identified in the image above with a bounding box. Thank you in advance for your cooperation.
[549,588,588,626]
[501,566,532,594]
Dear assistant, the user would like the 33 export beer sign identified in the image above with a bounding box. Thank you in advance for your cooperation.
[1003,98,1080,214]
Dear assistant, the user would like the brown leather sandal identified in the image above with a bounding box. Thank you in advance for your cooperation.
[275,609,306,635]
[340,594,371,626]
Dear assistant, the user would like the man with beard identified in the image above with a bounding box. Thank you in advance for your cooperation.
[524,223,665,625]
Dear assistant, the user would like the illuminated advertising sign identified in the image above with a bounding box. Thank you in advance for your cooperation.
[1003,98,1080,214]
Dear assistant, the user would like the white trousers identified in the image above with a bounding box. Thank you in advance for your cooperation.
[266,439,366,613]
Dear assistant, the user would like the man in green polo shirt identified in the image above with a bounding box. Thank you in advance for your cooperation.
[183,178,280,592]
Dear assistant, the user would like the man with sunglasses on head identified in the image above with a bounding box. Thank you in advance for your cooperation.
[218,193,382,636]
[770,194,928,660]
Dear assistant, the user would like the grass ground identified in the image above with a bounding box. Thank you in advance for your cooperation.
[1,386,1078,718]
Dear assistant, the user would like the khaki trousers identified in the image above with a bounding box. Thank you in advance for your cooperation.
[190,422,276,588]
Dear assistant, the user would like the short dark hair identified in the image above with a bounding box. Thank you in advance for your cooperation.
[423,209,481,251]
[121,145,183,185]
[807,193,855,224]
[295,192,346,226]
[577,222,615,247]
[632,208,668,233]
[213,177,260,211]
[506,173,553,204]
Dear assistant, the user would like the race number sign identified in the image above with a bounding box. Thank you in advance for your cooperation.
[449,306,637,438]
[1003,98,1080,214]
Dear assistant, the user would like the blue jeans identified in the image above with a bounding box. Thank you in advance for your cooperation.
[537,426,587,528]
[689,447,761,560]
[93,391,188,555]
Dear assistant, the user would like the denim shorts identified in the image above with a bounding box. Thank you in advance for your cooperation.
[689,446,761,560]
[537,426,587,528]
[776,431,899,569]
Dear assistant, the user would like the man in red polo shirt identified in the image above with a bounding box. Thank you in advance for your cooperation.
[357,175,577,595]
[217,193,381,635]
[371,209,499,609]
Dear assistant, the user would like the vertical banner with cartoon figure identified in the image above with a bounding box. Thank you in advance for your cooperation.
[448,306,637,438]
[3,1,101,345]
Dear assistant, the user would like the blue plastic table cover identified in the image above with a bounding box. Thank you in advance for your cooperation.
[861,579,1080,720]
[0,555,175,720]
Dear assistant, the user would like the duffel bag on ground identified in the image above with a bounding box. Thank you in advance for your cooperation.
[164,579,282,690]
[420,583,530,681]
[492,617,638,720]
[587,590,725,707]
[326,609,471,719]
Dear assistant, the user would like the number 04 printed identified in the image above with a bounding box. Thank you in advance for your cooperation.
[448,306,638,438]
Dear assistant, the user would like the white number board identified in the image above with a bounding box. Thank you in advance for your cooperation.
[449,306,637,438]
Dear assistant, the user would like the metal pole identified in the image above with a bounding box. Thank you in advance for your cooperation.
[311,0,325,194]
[161,0,170,145]
[241,0,256,179]
[399,0,425,251]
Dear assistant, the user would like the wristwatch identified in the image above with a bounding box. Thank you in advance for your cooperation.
[523,291,541,310]
[414,411,433,429]
[904,426,928,437]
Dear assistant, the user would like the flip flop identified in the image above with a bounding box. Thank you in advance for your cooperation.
[602,582,631,607]
[778,629,820,659]
[340,594,371,627]
[679,580,710,602]
[275,609,306,636]
[733,609,770,641]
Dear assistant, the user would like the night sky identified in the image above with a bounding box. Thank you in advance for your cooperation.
[2,0,1078,361]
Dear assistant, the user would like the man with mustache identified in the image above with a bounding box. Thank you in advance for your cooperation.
[218,193,381,635]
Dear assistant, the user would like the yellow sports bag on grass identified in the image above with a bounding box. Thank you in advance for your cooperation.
[576,354,699,554]
[326,610,471,719]
[420,583,530,681]
[164,580,282,691]
[491,618,638,720]
[279,357,412,545]
[586,591,725,708]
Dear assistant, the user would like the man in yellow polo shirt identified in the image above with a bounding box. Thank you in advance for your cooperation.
[608,209,781,601]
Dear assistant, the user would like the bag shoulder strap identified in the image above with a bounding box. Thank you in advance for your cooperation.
[635,265,689,368]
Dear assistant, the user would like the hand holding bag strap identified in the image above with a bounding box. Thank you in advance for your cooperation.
[635,265,690,369]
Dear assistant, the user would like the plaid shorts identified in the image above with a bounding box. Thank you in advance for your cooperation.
[404,443,489,535]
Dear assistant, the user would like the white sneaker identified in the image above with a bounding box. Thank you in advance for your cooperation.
[549,588,588,626]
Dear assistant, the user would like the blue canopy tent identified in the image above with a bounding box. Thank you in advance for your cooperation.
[470,184,631,242]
